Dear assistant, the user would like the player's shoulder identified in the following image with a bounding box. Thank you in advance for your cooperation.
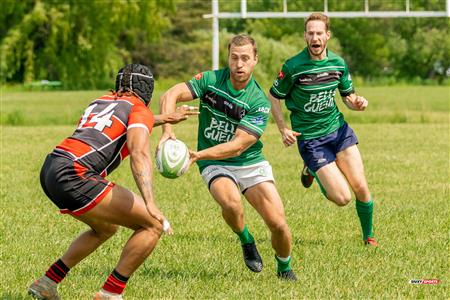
[191,68,228,85]
[249,80,270,106]
[327,50,347,66]
[284,48,310,72]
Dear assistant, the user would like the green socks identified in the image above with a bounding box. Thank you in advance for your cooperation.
[356,199,374,240]
[275,255,292,273]
[236,225,255,245]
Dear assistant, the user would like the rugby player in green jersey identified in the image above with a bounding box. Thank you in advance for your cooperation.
[269,13,377,247]
[159,35,297,280]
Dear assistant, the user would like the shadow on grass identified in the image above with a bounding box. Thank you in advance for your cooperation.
[1,292,29,300]
[139,267,233,280]
[293,238,325,246]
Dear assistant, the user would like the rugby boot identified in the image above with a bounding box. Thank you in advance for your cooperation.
[28,276,60,300]
[93,290,124,300]
[241,242,263,272]
[277,269,298,281]
[300,165,314,188]
[364,237,378,247]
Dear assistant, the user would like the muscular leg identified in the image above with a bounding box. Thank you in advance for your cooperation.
[336,145,371,202]
[209,177,245,233]
[316,162,352,206]
[62,184,162,277]
[60,218,118,268]
[336,145,375,242]
[244,181,292,258]
[209,177,263,272]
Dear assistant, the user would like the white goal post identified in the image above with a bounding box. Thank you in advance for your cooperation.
[204,0,450,70]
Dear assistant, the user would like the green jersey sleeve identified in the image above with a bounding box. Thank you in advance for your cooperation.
[238,97,271,138]
[186,70,215,99]
[269,63,294,99]
[338,63,354,96]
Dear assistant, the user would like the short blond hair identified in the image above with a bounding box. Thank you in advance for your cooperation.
[227,34,258,57]
[305,13,330,31]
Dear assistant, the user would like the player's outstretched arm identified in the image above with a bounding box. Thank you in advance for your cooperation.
[153,105,199,127]
[268,93,300,147]
[159,83,197,146]
[127,127,173,234]
[342,93,368,111]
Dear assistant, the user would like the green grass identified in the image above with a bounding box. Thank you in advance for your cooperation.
[1,87,449,299]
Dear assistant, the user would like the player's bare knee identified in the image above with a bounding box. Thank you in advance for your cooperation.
[93,224,119,241]
[141,223,163,238]
[220,200,242,215]
[330,193,352,206]
[268,220,289,235]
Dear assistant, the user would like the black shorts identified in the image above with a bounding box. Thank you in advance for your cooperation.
[40,154,114,216]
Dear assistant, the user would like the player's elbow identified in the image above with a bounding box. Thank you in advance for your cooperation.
[130,149,150,162]
[232,143,249,157]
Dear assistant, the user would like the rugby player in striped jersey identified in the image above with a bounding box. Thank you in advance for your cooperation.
[159,35,297,280]
[269,13,378,247]
[28,64,198,300]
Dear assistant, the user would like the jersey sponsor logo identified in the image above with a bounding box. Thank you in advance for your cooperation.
[277,70,285,79]
[304,90,336,113]
[257,107,270,114]
[204,117,235,143]
[223,100,234,110]
[250,116,264,126]
[194,72,203,80]
[297,71,342,86]
[203,91,246,121]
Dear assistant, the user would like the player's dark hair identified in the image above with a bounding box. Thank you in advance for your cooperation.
[305,12,330,31]
[115,64,154,106]
[227,34,258,57]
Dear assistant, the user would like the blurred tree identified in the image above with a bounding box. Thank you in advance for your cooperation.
[0,0,174,89]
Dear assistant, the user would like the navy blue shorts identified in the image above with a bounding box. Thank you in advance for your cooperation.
[297,122,358,172]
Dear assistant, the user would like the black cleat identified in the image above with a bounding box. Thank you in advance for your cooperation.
[277,269,298,281]
[241,242,263,272]
[300,165,314,188]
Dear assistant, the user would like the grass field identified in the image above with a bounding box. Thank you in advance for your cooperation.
[1,86,448,299]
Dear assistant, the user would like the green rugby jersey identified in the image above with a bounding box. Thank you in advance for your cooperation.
[186,68,271,171]
[270,48,354,140]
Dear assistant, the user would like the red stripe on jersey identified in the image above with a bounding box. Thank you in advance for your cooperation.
[103,115,127,140]
[56,138,93,158]
[73,161,87,178]
[70,182,114,216]
[120,145,129,160]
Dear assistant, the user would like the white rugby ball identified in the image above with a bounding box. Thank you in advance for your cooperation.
[155,139,190,179]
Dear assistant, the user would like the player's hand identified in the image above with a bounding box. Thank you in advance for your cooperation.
[353,96,368,111]
[157,131,176,150]
[344,95,368,111]
[188,150,201,166]
[165,105,199,125]
[146,205,173,235]
[280,128,301,147]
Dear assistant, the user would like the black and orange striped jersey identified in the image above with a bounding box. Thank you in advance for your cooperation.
[53,94,154,177]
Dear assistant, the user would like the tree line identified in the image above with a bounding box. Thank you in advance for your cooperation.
[1,0,448,89]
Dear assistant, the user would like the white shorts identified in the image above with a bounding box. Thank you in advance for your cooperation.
[201,161,275,193]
